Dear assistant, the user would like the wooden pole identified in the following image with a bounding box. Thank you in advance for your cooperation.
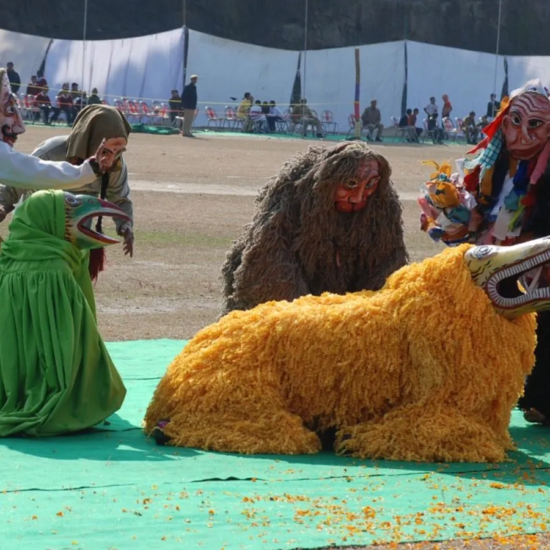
[354,48,361,139]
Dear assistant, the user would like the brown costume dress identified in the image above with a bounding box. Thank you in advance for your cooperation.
[222,142,408,314]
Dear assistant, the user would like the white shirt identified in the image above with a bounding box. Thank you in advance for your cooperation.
[269,106,282,116]
[0,140,97,190]
[249,105,265,121]
[425,103,438,116]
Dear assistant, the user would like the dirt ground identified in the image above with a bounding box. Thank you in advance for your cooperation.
[6,127,550,549]
[3,125,457,341]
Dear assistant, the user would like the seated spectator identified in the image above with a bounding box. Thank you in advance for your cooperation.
[70,82,80,99]
[409,108,423,141]
[267,100,283,133]
[261,101,270,115]
[74,91,88,113]
[249,100,268,132]
[462,111,479,145]
[399,108,417,141]
[361,99,384,142]
[291,98,324,138]
[477,114,489,129]
[26,75,40,97]
[237,93,253,132]
[50,83,74,125]
[168,89,182,125]
[87,88,102,105]
[36,70,48,94]
[35,90,52,125]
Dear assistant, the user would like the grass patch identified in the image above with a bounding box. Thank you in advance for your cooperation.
[133,230,232,248]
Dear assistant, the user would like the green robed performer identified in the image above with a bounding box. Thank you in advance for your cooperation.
[0,190,128,436]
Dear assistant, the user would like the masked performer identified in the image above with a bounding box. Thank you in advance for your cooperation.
[418,79,550,426]
[221,142,408,314]
[0,104,134,279]
[0,68,106,193]
[0,190,128,436]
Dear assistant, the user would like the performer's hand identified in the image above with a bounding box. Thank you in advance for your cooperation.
[119,226,134,257]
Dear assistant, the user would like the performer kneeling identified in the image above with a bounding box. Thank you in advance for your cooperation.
[0,191,128,436]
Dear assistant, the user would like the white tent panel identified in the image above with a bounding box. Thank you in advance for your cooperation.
[407,41,505,125]
[507,56,550,92]
[0,29,51,92]
[45,29,184,104]
[305,41,405,132]
[187,29,298,126]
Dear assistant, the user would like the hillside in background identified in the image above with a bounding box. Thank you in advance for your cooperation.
[6,0,550,55]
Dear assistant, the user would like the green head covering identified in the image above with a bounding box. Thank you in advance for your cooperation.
[66,104,132,160]
[0,189,81,270]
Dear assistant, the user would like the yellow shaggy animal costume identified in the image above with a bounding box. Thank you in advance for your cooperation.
[145,243,547,463]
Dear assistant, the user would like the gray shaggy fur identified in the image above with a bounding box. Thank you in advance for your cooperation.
[221,142,408,315]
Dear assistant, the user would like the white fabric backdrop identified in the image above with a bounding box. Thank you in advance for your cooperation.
[45,29,184,103]
[0,29,51,92]
[406,40,505,126]
[8,24,550,132]
[507,55,550,92]
[304,41,405,132]
[187,30,298,127]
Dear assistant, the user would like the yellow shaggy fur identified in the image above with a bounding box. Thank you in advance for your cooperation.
[145,245,537,462]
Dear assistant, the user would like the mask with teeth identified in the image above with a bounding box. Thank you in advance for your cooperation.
[465,237,550,318]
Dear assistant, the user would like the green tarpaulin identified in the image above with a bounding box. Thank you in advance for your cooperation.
[1,339,550,549]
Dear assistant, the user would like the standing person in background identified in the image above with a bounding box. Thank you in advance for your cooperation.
[237,93,253,132]
[181,75,198,138]
[6,62,20,95]
[168,89,182,127]
[486,93,501,119]
[442,94,452,120]
[424,96,444,144]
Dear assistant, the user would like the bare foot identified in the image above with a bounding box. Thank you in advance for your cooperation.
[523,408,547,424]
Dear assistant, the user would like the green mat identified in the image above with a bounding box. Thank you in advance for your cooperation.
[130,123,181,135]
[2,339,550,549]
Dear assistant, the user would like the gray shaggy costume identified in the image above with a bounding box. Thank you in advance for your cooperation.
[221,142,408,315]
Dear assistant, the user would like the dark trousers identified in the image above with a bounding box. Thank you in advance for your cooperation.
[518,310,550,418]
[39,106,51,124]
[50,106,74,125]
[267,115,282,133]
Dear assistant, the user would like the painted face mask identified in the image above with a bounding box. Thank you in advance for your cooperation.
[502,92,550,160]
[334,159,380,213]
[64,192,131,250]
[97,137,127,172]
[0,69,25,147]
